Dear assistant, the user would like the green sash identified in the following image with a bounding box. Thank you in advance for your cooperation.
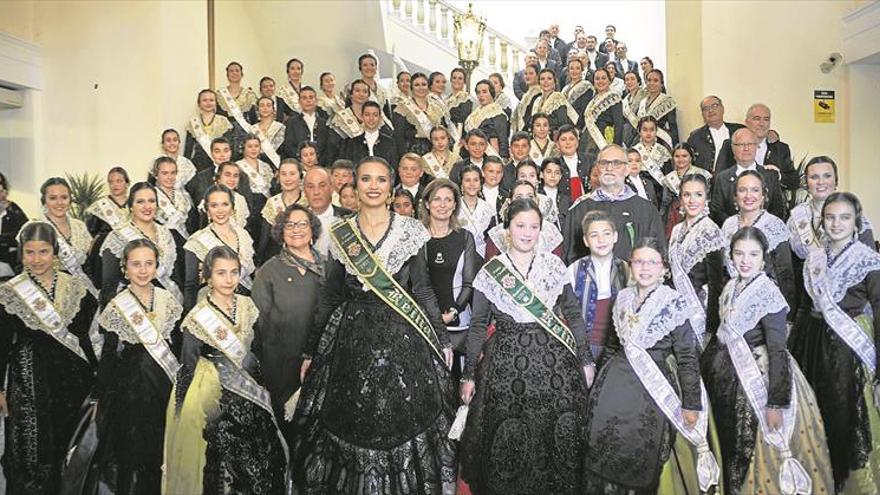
[483,257,577,356]
[330,218,444,360]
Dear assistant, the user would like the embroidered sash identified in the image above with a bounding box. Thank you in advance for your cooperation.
[614,287,719,492]
[562,80,593,106]
[55,231,98,298]
[170,155,197,189]
[528,139,557,163]
[330,218,444,360]
[634,142,670,186]
[481,257,577,356]
[788,203,818,260]
[513,87,541,132]
[250,124,281,169]
[236,159,271,197]
[398,97,438,138]
[533,92,580,128]
[218,87,252,132]
[7,275,89,362]
[113,225,183,302]
[639,93,676,145]
[716,276,811,495]
[329,108,364,139]
[583,91,621,150]
[804,242,880,376]
[422,151,452,179]
[86,197,127,230]
[156,188,189,238]
[278,82,301,114]
[186,228,254,291]
[622,90,645,129]
[465,103,505,158]
[189,117,215,156]
[111,291,180,381]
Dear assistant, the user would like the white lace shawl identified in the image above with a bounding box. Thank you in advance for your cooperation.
[822,240,880,303]
[719,273,789,340]
[98,287,182,345]
[614,285,691,349]
[101,223,178,278]
[328,214,430,291]
[722,210,790,251]
[669,216,726,274]
[472,251,567,323]
[0,272,87,336]
[486,220,563,256]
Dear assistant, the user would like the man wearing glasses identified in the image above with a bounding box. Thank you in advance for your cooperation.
[686,96,744,173]
[563,144,665,263]
[709,127,787,225]
[715,103,798,191]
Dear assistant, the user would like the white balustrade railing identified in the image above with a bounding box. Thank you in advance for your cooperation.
[385,0,529,84]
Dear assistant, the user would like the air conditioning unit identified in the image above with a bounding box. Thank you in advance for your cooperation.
[0,86,24,109]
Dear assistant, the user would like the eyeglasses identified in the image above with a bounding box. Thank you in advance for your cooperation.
[700,102,721,112]
[596,159,628,170]
[732,142,757,149]
[283,220,311,231]
[631,259,663,267]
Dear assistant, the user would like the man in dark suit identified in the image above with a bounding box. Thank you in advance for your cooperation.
[585,35,609,72]
[185,138,253,210]
[625,148,659,208]
[512,51,539,99]
[280,86,329,162]
[598,25,619,54]
[710,128,788,225]
[686,95,744,173]
[714,103,798,192]
[303,167,352,256]
[549,23,568,66]
[535,39,561,84]
[566,25,585,55]
[338,101,398,167]
[613,42,638,75]
[538,31,562,64]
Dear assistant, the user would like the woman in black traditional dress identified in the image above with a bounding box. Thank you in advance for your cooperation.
[0,222,98,493]
[579,68,624,158]
[184,89,234,172]
[293,157,456,494]
[659,143,712,239]
[560,58,593,129]
[252,204,324,447]
[85,167,130,291]
[789,192,880,492]
[392,72,451,156]
[446,67,474,129]
[584,237,715,494]
[527,69,577,135]
[93,238,182,493]
[465,79,509,159]
[459,198,594,495]
[164,246,287,494]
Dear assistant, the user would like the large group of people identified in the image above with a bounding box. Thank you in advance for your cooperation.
[0,20,878,495]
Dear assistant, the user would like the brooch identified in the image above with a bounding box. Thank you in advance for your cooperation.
[347,243,362,257]
[216,327,228,340]
[34,299,47,311]
[131,313,144,326]
[501,275,516,289]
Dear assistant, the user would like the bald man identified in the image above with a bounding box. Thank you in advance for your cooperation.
[303,167,353,255]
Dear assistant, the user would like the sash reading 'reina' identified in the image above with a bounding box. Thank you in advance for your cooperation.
[482,257,577,356]
[330,218,443,361]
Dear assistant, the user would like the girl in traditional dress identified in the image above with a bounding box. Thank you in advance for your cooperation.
[702,226,833,494]
[528,113,558,163]
[93,238,182,493]
[150,156,194,243]
[511,64,540,133]
[24,178,99,300]
[456,164,494,258]
[580,67,624,158]
[429,71,447,101]
[622,71,646,146]
[215,61,258,159]
[164,245,288,494]
[250,96,286,170]
[668,174,725,345]
[293,157,455,494]
[0,222,98,493]
[357,53,390,118]
[485,181,563,259]
[252,204,325,447]
[423,126,459,180]
[237,134,275,238]
[446,67,474,129]
[327,79,369,147]
[721,170,795,307]
[392,72,452,156]
[200,161,251,233]
[512,160,559,226]
[660,143,713,239]
[278,57,304,120]
[789,192,880,492]
[184,184,255,312]
[184,89,234,172]
[488,72,513,118]
[633,115,673,200]
[389,70,411,113]
[257,158,307,263]
[338,182,359,211]
[85,167,130,238]
[100,182,182,307]
[585,237,718,494]
[527,69,578,134]
[420,179,480,381]
[560,58,594,129]
[160,129,198,188]
[638,69,678,145]
[604,61,626,95]
[465,79,509,159]
[317,71,346,118]
[460,198,594,495]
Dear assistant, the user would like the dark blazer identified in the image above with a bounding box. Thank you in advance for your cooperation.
[586,51,609,72]
[614,58,638,76]
[280,112,329,162]
[185,165,254,209]
[686,122,745,173]
[598,39,618,54]
[396,184,425,212]
[538,59,562,84]
[338,127,399,168]
[553,37,569,64]
[714,138,798,191]
[0,202,28,275]
[557,153,592,200]
[513,70,529,100]
[625,174,659,209]
[449,158,487,187]
[709,163,788,225]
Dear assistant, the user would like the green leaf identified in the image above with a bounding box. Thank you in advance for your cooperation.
[64,172,106,220]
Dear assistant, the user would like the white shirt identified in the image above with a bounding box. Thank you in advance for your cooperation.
[483,185,499,209]
[402,183,420,198]
[593,256,613,299]
[755,138,768,166]
[543,185,558,204]
[302,112,317,141]
[708,124,730,165]
[735,162,757,176]
[563,155,579,177]
[364,129,380,155]
[629,175,649,200]
[471,158,484,168]
[313,205,336,256]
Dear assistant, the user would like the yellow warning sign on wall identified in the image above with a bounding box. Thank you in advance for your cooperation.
[814,90,835,123]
